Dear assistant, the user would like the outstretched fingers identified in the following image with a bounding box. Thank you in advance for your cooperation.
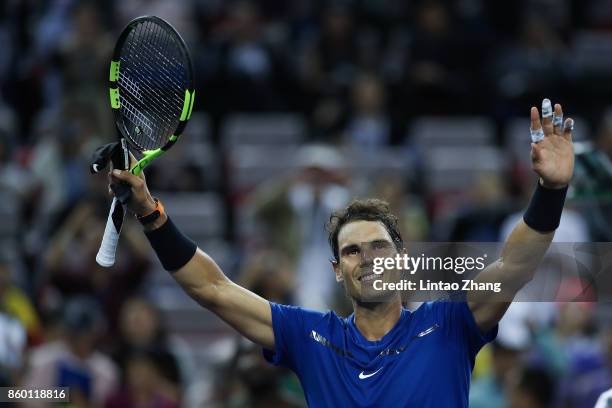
[541,98,554,137]
[563,118,574,142]
[530,107,544,143]
[553,104,564,136]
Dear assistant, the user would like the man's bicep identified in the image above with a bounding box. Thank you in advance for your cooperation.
[468,260,512,332]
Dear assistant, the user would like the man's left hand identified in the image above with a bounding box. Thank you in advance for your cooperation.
[530,99,575,189]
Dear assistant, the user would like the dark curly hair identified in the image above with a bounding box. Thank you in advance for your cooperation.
[326,198,403,262]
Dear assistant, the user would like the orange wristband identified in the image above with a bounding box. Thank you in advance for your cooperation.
[137,198,165,225]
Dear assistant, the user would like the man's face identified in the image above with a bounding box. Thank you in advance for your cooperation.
[333,220,400,303]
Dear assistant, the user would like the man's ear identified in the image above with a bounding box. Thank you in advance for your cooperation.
[331,258,343,282]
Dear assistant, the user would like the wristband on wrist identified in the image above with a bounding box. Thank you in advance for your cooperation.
[144,216,197,271]
[137,198,164,225]
[523,181,568,232]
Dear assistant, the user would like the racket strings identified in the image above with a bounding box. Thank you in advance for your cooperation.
[126,22,186,111]
[120,26,184,148]
[119,70,173,144]
[122,23,180,147]
[117,20,188,151]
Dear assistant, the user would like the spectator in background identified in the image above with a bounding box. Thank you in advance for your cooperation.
[470,332,529,408]
[250,145,350,310]
[42,199,151,329]
[105,350,179,408]
[0,312,25,387]
[296,2,356,135]
[34,0,79,59]
[442,172,512,242]
[0,111,34,198]
[507,366,555,408]
[535,302,598,377]
[110,297,183,400]
[211,250,304,407]
[238,250,295,305]
[0,125,35,289]
[370,173,429,242]
[0,256,41,345]
[22,296,118,407]
[580,108,612,241]
[212,336,305,408]
[343,73,391,147]
[596,109,612,158]
[55,1,112,102]
[29,103,105,220]
[486,13,566,103]
[217,1,285,111]
[555,320,612,407]
[308,2,357,91]
[406,0,468,114]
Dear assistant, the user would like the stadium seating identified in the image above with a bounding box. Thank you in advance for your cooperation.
[221,113,307,148]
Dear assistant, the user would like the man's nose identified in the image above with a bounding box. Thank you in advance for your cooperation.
[360,246,375,265]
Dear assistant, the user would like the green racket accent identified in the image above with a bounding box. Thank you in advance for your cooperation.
[169,135,178,142]
[130,148,164,176]
[109,60,120,82]
[110,88,120,109]
[187,90,196,120]
[180,89,193,121]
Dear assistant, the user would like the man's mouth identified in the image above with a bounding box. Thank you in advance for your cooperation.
[358,272,378,282]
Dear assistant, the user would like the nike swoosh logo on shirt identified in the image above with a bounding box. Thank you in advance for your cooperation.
[359,366,383,380]
[417,324,440,338]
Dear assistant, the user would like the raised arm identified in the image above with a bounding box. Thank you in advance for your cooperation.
[468,99,575,332]
[110,163,275,349]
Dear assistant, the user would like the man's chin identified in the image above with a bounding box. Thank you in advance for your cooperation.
[354,280,398,303]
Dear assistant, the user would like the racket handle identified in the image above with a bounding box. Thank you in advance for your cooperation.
[96,197,125,267]
[111,182,132,205]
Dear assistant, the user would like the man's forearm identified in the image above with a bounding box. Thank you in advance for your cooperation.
[469,183,566,306]
[499,219,554,289]
[142,213,225,305]
[499,180,569,286]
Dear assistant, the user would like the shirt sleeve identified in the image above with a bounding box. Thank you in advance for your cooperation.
[433,301,498,359]
[262,302,325,370]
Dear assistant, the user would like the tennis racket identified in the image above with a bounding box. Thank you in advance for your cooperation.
[96,16,195,267]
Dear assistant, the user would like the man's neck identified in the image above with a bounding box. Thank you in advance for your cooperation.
[353,297,402,341]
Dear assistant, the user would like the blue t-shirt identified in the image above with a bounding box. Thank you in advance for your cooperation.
[263,301,497,407]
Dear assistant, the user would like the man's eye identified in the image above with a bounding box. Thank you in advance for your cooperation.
[348,248,359,255]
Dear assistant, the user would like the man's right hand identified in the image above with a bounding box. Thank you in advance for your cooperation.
[108,154,157,217]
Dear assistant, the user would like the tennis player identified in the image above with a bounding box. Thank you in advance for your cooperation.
[109,99,574,407]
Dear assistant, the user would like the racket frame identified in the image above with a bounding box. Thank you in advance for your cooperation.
[96,15,195,267]
[109,15,195,176]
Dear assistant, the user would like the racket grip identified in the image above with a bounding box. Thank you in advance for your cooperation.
[96,197,125,267]
[111,182,132,205]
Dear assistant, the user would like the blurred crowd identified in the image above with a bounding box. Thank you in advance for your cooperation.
[1,0,612,407]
